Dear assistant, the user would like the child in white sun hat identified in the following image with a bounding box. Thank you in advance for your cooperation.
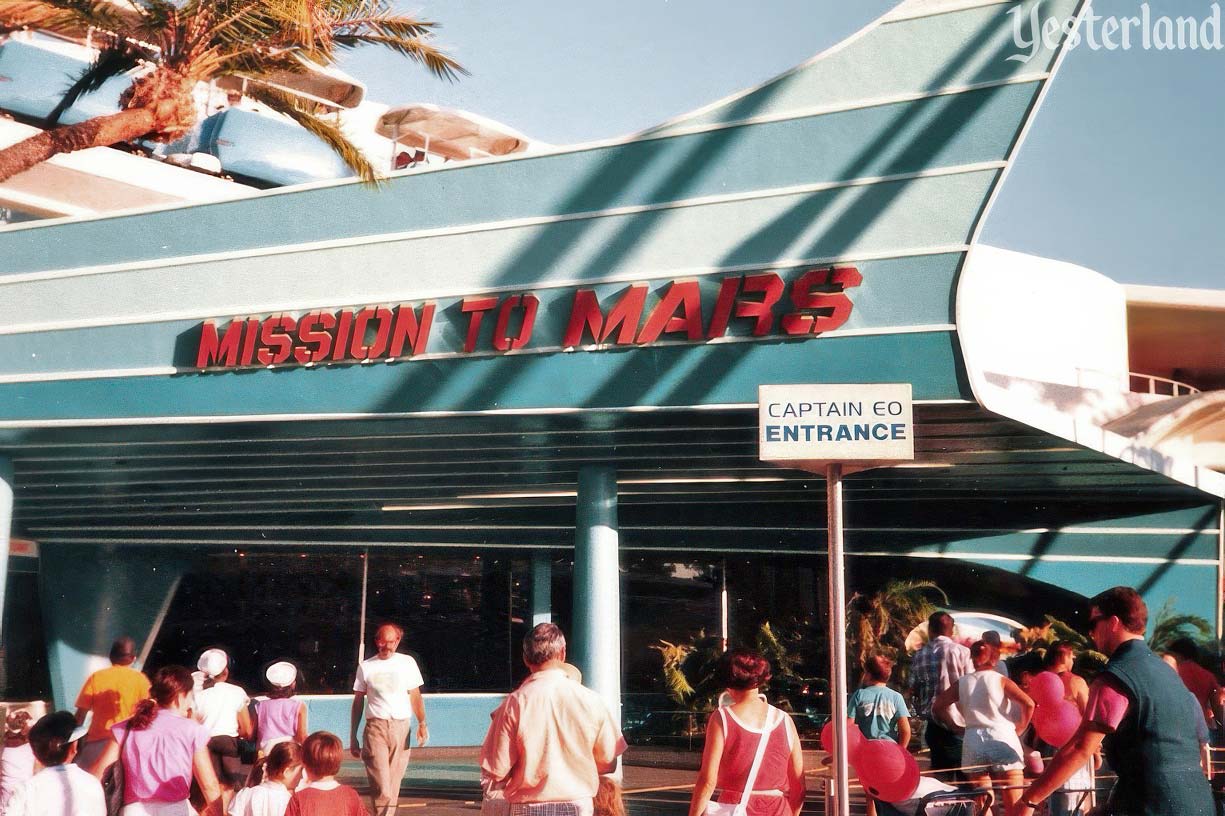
[193,647,254,804]
[257,661,308,756]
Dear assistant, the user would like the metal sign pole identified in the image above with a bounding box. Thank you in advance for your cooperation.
[758,383,913,816]
[720,558,729,652]
[826,462,850,816]
[357,548,369,663]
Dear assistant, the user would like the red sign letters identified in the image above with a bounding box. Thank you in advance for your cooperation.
[194,266,861,370]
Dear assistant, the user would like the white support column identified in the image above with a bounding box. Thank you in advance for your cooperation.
[0,458,12,641]
[826,463,850,816]
[572,465,621,723]
[531,550,552,627]
[1217,501,1223,640]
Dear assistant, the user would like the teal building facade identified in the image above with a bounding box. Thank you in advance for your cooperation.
[0,0,1221,744]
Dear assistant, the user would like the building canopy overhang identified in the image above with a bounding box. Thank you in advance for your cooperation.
[0,0,1217,553]
[3,402,1216,553]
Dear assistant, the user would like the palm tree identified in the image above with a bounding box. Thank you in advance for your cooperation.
[0,0,464,182]
[846,578,946,685]
[1148,599,1213,655]
[1014,614,1108,679]
[650,638,697,707]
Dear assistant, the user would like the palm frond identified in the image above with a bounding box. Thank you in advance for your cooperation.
[0,0,136,35]
[1015,621,1054,650]
[196,0,283,49]
[127,0,179,50]
[1044,615,1092,649]
[46,42,142,124]
[649,640,696,705]
[242,82,378,182]
[1149,599,1213,653]
[331,8,438,40]
[330,32,465,80]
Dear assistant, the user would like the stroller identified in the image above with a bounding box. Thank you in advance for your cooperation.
[877,788,994,816]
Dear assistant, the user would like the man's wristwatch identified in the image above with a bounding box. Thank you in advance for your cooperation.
[1022,800,1040,810]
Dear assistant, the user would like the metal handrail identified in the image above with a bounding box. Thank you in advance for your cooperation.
[1128,372,1201,396]
[1072,367,1201,396]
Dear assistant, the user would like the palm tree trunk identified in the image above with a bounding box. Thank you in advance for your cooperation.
[0,107,159,183]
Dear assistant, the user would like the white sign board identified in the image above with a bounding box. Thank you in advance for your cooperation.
[758,383,914,468]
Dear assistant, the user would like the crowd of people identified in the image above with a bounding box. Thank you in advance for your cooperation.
[0,621,431,816]
[0,584,1221,816]
[857,586,1220,815]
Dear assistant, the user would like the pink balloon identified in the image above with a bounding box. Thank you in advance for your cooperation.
[878,746,921,803]
[820,718,865,762]
[1030,671,1065,707]
[1034,699,1081,748]
[854,739,919,803]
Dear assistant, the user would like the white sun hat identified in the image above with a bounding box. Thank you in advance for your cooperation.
[265,661,297,688]
[197,648,228,678]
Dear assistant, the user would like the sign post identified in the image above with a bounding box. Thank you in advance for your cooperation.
[759,384,915,816]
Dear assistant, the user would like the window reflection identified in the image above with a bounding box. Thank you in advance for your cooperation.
[365,552,528,692]
[148,552,362,694]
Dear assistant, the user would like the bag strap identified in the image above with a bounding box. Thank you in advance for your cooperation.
[115,717,134,765]
[735,705,779,814]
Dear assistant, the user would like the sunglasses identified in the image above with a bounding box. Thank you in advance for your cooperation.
[1086,614,1111,633]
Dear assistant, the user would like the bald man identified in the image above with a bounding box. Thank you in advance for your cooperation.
[350,624,429,816]
[73,636,150,772]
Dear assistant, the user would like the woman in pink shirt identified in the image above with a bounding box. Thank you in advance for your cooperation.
[90,665,223,816]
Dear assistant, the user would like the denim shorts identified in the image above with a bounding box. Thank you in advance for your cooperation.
[962,727,1023,772]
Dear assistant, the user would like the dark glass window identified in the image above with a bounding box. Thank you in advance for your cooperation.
[147,551,363,694]
[1,564,51,700]
[364,551,529,692]
[147,549,530,694]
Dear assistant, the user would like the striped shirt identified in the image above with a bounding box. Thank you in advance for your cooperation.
[909,635,972,719]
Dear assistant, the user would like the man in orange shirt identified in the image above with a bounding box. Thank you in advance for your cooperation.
[73,637,151,770]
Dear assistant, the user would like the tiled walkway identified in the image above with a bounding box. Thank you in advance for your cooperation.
[338,750,832,815]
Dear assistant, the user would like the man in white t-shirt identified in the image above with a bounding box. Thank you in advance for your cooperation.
[7,711,105,816]
[350,623,429,816]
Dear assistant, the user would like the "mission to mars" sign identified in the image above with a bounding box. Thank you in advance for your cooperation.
[194,265,862,370]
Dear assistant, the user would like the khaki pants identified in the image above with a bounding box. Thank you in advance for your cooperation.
[362,717,412,816]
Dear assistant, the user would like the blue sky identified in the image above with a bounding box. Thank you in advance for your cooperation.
[339,0,1224,290]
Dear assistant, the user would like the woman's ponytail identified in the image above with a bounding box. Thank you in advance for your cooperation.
[129,699,158,730]
[265,741,303,781]
[246,741,302,787]
[246,756,269,787]
[129,665,195,730]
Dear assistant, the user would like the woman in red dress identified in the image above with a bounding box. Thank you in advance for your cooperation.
[688,650,806,816]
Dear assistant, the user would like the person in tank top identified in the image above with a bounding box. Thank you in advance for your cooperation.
[256,663,308,756]
[688,650,805,816]
[933,639,1034,814]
